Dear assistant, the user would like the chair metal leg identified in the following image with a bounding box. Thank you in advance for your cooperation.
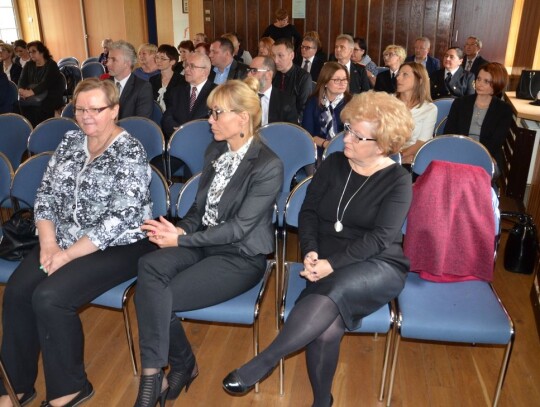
[385,331,401,407]
[254,315,260,393]
[378,326,394,401]
[492,335,515,407]
[122,286,138,376]
[0,356,21,407]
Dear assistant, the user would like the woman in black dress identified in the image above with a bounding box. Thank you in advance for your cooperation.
[223,90,414,407]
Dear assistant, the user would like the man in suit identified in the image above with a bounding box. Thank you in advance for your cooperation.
[462,36,489,78]
[430,47,475,100]
[294,34,325,82]
[334,34,370,94]
[162,53,216,139]
[208,37,249,85]
[107,40,153,119]
[271,38,312,119]
[405,36,440,76]
[248,56,298,125]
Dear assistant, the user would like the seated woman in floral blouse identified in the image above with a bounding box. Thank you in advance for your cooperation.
[0,78,156,407]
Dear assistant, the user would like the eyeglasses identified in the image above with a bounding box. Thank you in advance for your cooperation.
[344,123,377,143]
[300,45,316,50]
[208,108,239,120]
[74,106,111,116]
[247,67,270,74]
[329,78,349,84]
[155,57,171,61]
[184,63,206,70]
[383,52,397,59]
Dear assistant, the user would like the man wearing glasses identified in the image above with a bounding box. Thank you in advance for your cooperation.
[248,56,298,125]
[334,34,371,94]
[405,37,440,76]
[462,36,489,78]
[294,35,326,82]
[162,53,216,139]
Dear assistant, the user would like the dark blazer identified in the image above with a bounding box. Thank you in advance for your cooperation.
[405,54,441,76]
[272,64,313,118]
[177,139,283,256]
[349,62,371,94]
[149,71,185,104]
[294,54,326,82]
[374,69,396,93]
[301,95,348,138]
[444,93,513,170]
[209,59,249,83]
[161,80,217,138]
[7,62,22,85]
[117,74,154,119]
[429,67,475,100]
[268,87,298,124]
[462,55,489,78]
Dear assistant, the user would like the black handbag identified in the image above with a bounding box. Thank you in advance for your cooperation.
[0,200,38,261]
[516,70,540,100]
[501,212,538,274]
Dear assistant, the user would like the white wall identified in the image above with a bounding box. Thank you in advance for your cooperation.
[172,0,190,46]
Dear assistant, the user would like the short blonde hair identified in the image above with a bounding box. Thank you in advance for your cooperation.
[207,80,262,138]
[340,91,413,155]
[138,43,158,55]
[73,78,120,108]
[384,44,406,64]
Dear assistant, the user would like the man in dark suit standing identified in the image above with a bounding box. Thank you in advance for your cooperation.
[208,37,249,85]
[248,56,298,125]
[334,34,370,94]
[430,47,475,100]
[162,53,216,139]
[462,36,489,78]
[294,34,325,82]
[107,40,153,119]
[405,36,440,76]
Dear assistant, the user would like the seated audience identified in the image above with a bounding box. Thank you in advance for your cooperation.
[302,62,352,155]
[132,79,283,407]
[1,43,22,84]
[405,37,440,76]
[195,42,210,56]
[209,37,249,85]
[107,40,153,119]
[223,32,252,65]
[262,8,302,48]
[18,40,64,127]
[161,53,216,139]
[0,78,156,407]
[375,44,406,93]
[295,33,326,82]
[352,37,378,87]
[395,62,437,164]
[13,40,31,68]
[271,38,312,119]
[193,33,208,47]
[247,56,298,125]
[134,43,160,81]
[462,36,489,78]
[444,62,511,173]
[334,34,370,94]
[258,37,274,57]
[150,44,183,111]
[429,47,475,100]
[223,91,413,407]
[98,38,113,71]
[175,40,195,75]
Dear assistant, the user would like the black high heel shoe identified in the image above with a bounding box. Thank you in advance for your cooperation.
[133,370,168,407]
[166,361,199,400]
[222,370,254,396]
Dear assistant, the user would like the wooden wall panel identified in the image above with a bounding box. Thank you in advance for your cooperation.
[381,0,398,50]
[368,0,384,66]
[124,0,148,49]
[83,0,126,57]
[318,1,331,56]
[434,0,454,62]
[155,0,174,44]
[513,0,540,71]
[16,0,41,41]
[395,0,412,59]
[342,0,356,37]
[246,1,259,54]
[355,0,369,43]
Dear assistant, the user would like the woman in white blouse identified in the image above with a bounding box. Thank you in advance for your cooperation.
[395,62,438,165]
[0,78,156,407]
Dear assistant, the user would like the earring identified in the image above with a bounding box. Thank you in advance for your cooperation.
[240,132,245,138]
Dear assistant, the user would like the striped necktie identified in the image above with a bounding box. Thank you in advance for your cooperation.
[189,86,197,112]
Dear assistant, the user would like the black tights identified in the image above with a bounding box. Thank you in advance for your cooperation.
[236,294,345,407]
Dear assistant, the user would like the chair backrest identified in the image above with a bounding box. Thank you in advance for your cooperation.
[11,152,53,208]
[284,176,312,229]
[323,131,401,164]
[0,113,32,170]
[58,57,79,68]
[81,57,100,67]
[434,116,448,136]
[432,98,454,134]
[61,102,75,119]
[59,65,82,99]
[150,101,163,126]
[176,172,201,218]
[412,135,494,177]
[118,117,165,161]
[7,80,18,112]
[0,152,13,208]
[168,119,214,176]
[28,117,79,155]
[81,61,106,79]
[150,164,170,218]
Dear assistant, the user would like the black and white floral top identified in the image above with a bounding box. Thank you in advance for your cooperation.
[34,130,152,250]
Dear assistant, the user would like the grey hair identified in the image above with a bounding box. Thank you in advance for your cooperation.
[336,34,354,48]
[109,40,137,69]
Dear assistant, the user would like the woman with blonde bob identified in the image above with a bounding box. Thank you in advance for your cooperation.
[375,44,407,93]
[133,79,283,407]
[223,91,413,407]
[134,43,160,80]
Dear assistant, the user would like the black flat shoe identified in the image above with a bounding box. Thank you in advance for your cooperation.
[19,388,36,406]
[222,370,254,396]
[40,381,94,407]
[133,370,168,407]
[166,362,199,400]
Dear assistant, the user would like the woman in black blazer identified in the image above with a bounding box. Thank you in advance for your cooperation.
[444,62,512,172]
[374,44,406,93]
[132,79,283,407]
[149,44,183,111]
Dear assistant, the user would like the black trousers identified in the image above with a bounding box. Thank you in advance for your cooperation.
[0,239,156,400]
[135,244,266,369]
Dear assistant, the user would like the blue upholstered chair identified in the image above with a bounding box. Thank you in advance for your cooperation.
[432,97,454,136]
[57,57,79,68]
[176,173,201,219]
[117,116,166,163]
[60,102,75,119]
[27,117,80,155]
[150,101,163,127]
[81,61,105,79]
[0,113,32,170]
[278,177,395,399]
[81,57,99,67]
